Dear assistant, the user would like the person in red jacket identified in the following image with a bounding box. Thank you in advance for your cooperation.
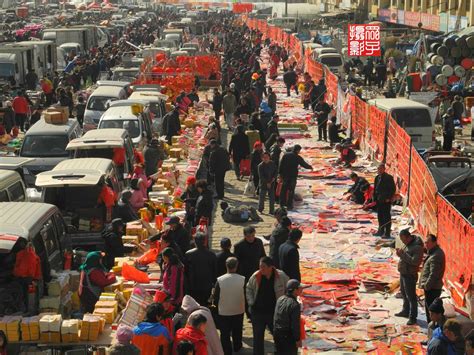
[78,252,117,313]
[12,91,29,132]
[132,303,172,355]
[174,313,208,355]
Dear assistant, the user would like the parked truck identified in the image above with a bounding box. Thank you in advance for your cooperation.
[0,41,56,86]
[42,26,108,54]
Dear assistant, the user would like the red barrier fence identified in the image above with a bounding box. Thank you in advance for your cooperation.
[368,105,387,162]
[437,195,474,308]
[246,16,473,315]
[385,117,411,197]
[408,147,438,236]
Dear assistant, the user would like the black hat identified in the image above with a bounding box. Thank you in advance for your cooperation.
[429,298,444,314]
[286,279,309,292]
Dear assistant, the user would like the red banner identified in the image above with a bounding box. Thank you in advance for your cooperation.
[404,11,421,27]
[351,96,367,140]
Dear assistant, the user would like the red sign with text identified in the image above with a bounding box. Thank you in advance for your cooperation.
[348,24,381,57]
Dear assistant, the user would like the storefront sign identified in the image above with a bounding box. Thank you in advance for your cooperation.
[397,10,405,25]
[378,8,390,22]
[348,24,381,57]
[404,11,421,27]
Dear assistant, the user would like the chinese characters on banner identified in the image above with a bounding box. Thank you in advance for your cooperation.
[348,24,381,57]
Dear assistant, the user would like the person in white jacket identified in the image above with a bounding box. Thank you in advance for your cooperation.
[180,295,224,355]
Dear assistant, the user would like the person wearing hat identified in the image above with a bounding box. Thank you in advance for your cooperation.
[143,138,167,177]
[442,107,455,151]
[208,139,231,199]
[428,318,463,355]
[108,324,140,355]
[164,215,191,254]
[419,234,446,324]
[102,218,125,270]
[213,257,245,355]
[427,298,446,341]
[113,190,139,223]
[273,279,306,354]
[78,251,117,313]
[278,144,313,210]
[216,238,235,278]
[2,101,15,135]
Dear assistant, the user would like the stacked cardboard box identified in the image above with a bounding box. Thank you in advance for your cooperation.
[21,316,40,341]
[61,319,79,342]
[39,314,62,343]
[126,223,149,243]
[0,316,21,341]
[120,290,152,328]
[39,296,61,313]
[94,300,118,324]
[80,314,104,341]
[47,273,70,297]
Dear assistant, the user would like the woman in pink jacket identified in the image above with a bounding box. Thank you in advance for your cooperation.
[132,164,153,199]
[161,247,184,307]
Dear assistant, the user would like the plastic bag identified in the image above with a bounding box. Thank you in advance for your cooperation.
[239,159,251,176]
[122,263,150,284]
[243,179,255,196]
[13,247,42,279]
[136,248,160,266]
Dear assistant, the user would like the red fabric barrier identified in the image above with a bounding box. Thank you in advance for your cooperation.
[304,50,323,82]
[324,67,338,106]
[437,195,474,307]
[385,117,411,196]
[368,105,387,161]
[351,96,368,140]
[408,147,438,236]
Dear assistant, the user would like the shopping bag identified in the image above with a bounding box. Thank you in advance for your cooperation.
[122,263,150,283]
[243,179,256,196]
[239,159,251,176]
[136,247,160,266]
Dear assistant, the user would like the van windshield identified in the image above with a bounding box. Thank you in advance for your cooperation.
[21,135,69,157]
[392,108,432,127]
[99,119,141,138]
[320,56,342,67]
[87,96,113,111]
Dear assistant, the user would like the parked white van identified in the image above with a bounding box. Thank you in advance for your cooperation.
[368,98,435,149]
[97,103,152,149]
[317,53,344,76]
[83,86,128,131]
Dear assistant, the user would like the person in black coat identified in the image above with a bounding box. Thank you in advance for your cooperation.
[194,180,213,227]
[181,177,200,226]
[250,112,265,142]
[270,137,285,170]
[233,226,266,282]
[283,67,298,97]
[161,107,181,144]
[163,216,191,253]
[373,164,396,238]
[269,216,291,269]
[228,125,250,179]
[208,88,223,124]
[278,145,313,210]
[279,229,302,281]
[184,233,217,307]
[215,237,235,278]
[102,218,125,270]
[314,96,332,142]
[209,140,231,199]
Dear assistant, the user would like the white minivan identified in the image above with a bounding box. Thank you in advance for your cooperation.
[83,86,128,132]
[97,103,153,149]
[368,98,435,149]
